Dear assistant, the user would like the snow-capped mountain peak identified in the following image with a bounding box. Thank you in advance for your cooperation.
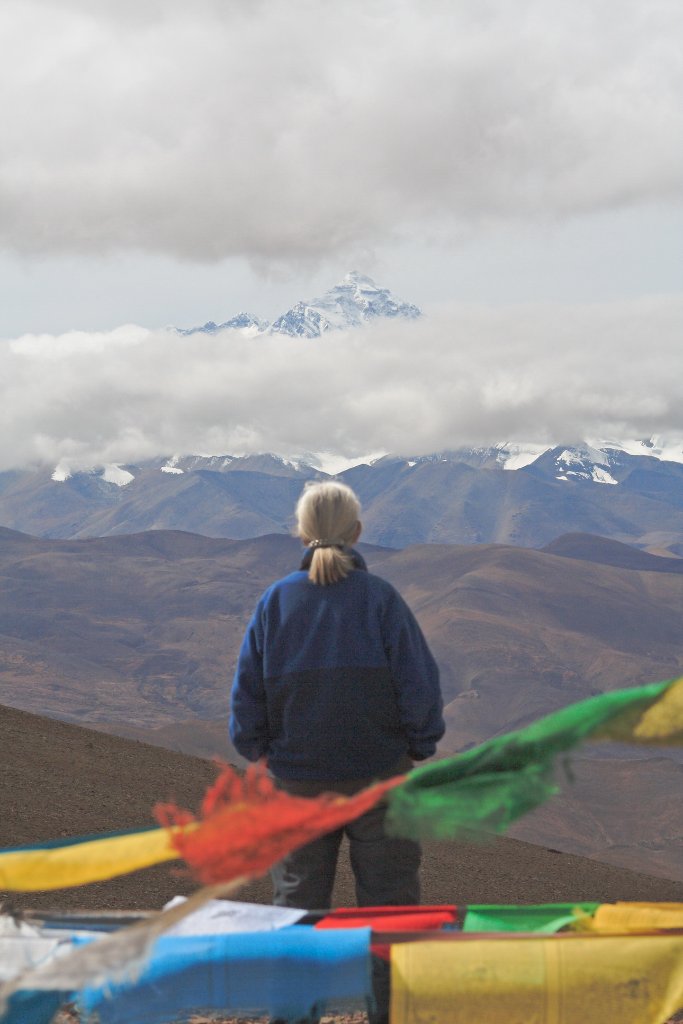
[589,436,683,465]
[552,445,619,485]
[178,313,267,337]
[269,272,421,337]
[178,273,422,338]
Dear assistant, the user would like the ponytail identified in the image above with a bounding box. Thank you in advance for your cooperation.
[307,543,356,586]
[295,482,361,586]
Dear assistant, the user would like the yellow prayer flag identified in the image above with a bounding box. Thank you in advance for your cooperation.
[391,934,683,1024]
[587,902,683,934]
[633,676,683,742]
[595,676,683,746]
[0,826,189,891]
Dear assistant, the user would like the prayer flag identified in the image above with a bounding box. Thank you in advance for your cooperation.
[0,677,680,891]
[586,902,683,934]
[154,761,403,884]
[77,927,372,1024]
[391,933,683,1024]
[463,903,599,933]
[316,905,459,960]
[386,676,683,841]
[0,826,182,892]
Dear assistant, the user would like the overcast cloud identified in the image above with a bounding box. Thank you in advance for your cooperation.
[1,0,681,468]
[1,0,681,264]
[2,297,682,472]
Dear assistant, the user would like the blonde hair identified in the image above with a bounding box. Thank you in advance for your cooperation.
[296,481,361,585]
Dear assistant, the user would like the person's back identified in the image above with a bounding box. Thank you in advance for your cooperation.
[233,556,443,780]
[229,480,444,915]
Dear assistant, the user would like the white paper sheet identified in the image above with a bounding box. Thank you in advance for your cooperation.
[162,897,307,936]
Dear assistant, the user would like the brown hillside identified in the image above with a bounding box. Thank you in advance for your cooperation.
[1,528,682,883]
[373,541,683,750]
[1,704,683,916]
[1,528,683,745]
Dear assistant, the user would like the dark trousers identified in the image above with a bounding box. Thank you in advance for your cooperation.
[270,766,419,1024]
[271,798,421,909]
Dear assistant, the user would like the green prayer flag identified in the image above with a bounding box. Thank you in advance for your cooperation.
[463,903,599,933]
[387,677,680,840]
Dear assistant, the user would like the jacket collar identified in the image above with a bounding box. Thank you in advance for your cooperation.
[299,546,367,572]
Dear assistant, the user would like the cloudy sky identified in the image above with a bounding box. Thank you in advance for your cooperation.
[1,0,682,469]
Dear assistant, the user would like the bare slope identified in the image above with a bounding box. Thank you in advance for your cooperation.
[1,703,682,914]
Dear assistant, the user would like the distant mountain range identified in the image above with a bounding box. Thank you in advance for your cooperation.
[3,441,683,551]
[1,526,682,881]
[177,270,421,338]
[4,271,682,552]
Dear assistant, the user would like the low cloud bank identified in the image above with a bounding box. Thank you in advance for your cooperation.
[2,296,682,472]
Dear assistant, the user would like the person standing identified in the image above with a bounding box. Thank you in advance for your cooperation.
[230,480,444,913]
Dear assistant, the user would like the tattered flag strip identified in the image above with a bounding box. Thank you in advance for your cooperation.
[0,768,402,892]
[385,675,683,841]
[0,676,680,892]
[391,932,683,1024]
[0,879,248,1024]
[0,826,184,892]
[154,762,404,884]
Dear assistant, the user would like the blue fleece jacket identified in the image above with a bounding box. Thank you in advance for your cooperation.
[229,550,444,780]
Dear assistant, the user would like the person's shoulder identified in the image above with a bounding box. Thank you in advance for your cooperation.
[354,567,401,601]
[261,569,308,599]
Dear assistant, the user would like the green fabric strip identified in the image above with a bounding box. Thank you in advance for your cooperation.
[386,678,675,840]
[463,903,600,933]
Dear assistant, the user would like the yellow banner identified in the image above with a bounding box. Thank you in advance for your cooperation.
[587,902,683,934]
[392,933,683,1024]
[597,676,683,745]
[0,827,189,891]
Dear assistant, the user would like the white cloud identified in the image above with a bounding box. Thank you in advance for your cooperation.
[0,0,681,264]
[1,295,682,471]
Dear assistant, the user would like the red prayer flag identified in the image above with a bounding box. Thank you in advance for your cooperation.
[316,905,459,960]
[154,762,405,884]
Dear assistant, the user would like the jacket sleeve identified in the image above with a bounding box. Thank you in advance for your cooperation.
[229,599,269,762]
[382,587,445,760]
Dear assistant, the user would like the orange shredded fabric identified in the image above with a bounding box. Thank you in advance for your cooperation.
[154,762,405,884]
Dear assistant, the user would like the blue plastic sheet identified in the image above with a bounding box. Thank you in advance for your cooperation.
[78,926,372,1023]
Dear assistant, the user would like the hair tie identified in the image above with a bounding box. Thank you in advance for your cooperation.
[309,539,343,549]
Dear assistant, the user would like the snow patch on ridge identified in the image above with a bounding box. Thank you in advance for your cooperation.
[554,445,618,485]
[52,462,134,486]
[51,463,71,482]
[161,455,184,474]
[306,450,387,475]
[590,465,618,485]
[496,442,552,471]
[101,465,134,487]
[589,436,683,466]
